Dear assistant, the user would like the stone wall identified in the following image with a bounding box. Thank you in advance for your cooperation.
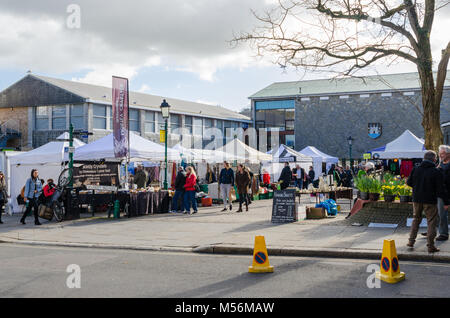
[295,90,450,158]
[0,106,29,149]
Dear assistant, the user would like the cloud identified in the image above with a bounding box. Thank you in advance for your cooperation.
[0,0,273,82]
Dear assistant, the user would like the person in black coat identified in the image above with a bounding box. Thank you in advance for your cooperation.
[170,167,186,213]
[278,163,292,190]
[407,151,445,253]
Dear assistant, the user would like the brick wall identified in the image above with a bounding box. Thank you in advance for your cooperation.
[0,106,29,149]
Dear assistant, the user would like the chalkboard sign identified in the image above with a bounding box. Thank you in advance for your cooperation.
[271,189,298,223]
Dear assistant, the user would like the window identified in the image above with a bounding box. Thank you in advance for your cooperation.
[185,116,193,134]
[70,105,85,130]
[285,120,295,131]
[35,106,49,130]
[204,118,213,130]
[285,135,295,148]
[144,111,155,133]
[157,112,164,130]
[216,120,223,132]
[52,106,67,130]
[193,117,203,136]
[108,106,112,130]
[255,100,295,110]
[93,105,107,129]
[129,109,140,132]
[170,114,181,134]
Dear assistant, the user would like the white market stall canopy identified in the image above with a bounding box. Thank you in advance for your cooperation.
[371,130,427,159]
[10,134,85,165]
[216,139,273,163]
[172,144,245,163]
[298,146,339,176]
[272,145,314,164]
[71,132,182,162]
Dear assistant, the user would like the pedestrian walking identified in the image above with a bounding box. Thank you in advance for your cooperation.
[219,161,234,211]
[0,171,6,224]
[183,166,198,215]
[236,164,251,212]
[278,162,292,190]
[20,169,43,226]
[170,166,186,213]
[407,151,445,253]
[246,167,254,205]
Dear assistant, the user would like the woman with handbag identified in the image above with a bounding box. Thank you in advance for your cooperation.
[20,169,43,225]
[0,171,7,224]
[183,166,198,215]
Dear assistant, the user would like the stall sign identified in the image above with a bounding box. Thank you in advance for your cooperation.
[160,129,166,143]
[73,162,120,187]
[363,153,372,160]
[272,189,298,223]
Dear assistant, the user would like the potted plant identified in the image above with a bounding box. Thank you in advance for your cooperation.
[381,173,399,202]
[382,185,397,202]
[368,177,382,201]
[354,175,370,200]
[397,184,412,203]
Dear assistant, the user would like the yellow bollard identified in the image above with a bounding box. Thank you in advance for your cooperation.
[249,236,274,273]
[376,240,405,284]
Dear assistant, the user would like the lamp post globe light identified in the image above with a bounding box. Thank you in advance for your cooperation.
[160,99,170,190]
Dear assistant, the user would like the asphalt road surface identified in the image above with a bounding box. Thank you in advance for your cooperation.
[1,243,449,298]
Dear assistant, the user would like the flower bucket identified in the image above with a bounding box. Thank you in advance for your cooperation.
[384,194,396,203]
[369,193,380,202]
[360,192,369,200]
[399,195,411,203]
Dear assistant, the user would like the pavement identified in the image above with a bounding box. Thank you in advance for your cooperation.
[1,198,450,262]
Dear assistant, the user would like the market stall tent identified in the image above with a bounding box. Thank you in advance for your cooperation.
[172,144,245,163]
[298,146,339,177]
[8,134,86,213]
[370,130,427,159]
[71,132,182,162]
[216,139,273,164]
[262,145,314,183]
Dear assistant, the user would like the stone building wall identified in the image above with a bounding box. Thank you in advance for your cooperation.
[295,90,450,158]
[0,106,30,149]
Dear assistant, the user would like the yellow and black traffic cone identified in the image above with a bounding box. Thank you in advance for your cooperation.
[249,236,274,273]
[376,239,405,284]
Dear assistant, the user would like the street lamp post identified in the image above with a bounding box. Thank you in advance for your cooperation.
[160,99,171,190]
[347,136,354,167]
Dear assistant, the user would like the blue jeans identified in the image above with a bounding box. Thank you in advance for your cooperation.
[184,191,197,212]
[171,190,184,212]
[295,179,303,189]
[438,198,449,237]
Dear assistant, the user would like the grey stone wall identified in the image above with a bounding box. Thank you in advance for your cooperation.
[295,90,450,158]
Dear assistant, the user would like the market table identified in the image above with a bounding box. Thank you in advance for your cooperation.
[296,188,354,209]
[128,191,170,217]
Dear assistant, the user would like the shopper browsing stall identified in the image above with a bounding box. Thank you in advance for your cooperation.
[183,166,198,215]
[171,167,186,213]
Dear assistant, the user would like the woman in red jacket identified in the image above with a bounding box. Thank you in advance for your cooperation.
[43,179,56,205]
[262,169,271,187]
[183,166,198,215]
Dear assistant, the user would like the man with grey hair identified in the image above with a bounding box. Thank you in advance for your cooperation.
[407,151,445,253]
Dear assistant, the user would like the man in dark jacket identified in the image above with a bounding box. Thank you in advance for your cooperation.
[407,151,445,253]
[278,163,292,190]
[307,166,315,188]
[170,167,186,213]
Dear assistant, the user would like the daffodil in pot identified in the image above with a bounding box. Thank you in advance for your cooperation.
[397,184,413,203]
[382,185,397,202]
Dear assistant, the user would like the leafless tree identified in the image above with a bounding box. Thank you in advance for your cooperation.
[233,0,450,151]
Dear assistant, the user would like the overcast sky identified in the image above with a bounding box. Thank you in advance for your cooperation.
[0,0,449,112]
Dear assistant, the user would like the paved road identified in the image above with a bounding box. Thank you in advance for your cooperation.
[1,244,449,298]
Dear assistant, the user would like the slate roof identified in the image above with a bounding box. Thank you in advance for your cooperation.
[250,72,450,99]
[26,74,251,122]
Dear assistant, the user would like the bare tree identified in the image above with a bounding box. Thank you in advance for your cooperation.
[233,0,450,151]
